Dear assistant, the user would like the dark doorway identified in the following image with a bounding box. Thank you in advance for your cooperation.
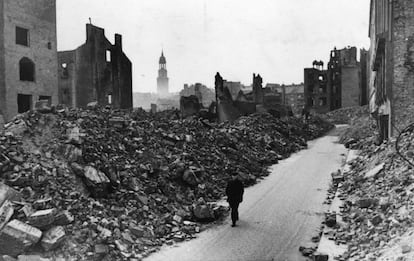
[17,94,32,113]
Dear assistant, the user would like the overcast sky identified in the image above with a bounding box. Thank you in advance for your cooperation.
[56,0,370,93]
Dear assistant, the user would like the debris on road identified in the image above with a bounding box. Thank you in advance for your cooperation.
[0,108,333,259]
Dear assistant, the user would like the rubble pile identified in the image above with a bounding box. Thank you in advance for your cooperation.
[0,108,333,260]
[322,105,369,124]
[338,115,375,147]
[321,105,375,148]
[325,128,414,260]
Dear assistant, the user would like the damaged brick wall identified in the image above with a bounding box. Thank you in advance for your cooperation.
[214,73,241,122]
[360,49,369,106]
[252,74,264,104]
[0,0,5,121]
[341,66,360,108]
[180,95,201,118]
[58,24,132,109]
[392,0,414,133]
[340,47,361,108]
[0,0,58,121]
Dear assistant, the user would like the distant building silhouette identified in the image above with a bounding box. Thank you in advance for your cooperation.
[157,51,169,96]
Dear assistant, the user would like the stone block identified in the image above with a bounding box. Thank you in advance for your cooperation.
[0,201,14,231]
[17,255,50,261]
[0,183,22,207]
[313,252,329,261]
[41,226,66,251]
[364,163,385,179]
[53,211,74,226]
[28,209,56,229]
[83,166,110,198]
[0,220,42,257]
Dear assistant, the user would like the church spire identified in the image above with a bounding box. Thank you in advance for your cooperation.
[159,50,166,65]
[157,50,169,96]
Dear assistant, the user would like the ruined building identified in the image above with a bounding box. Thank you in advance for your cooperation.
[368,0,414,140]
[305,46,366,114]
[0,0,58,121]
[215,73,292,122]
[58,24,132,109]
[327,47,361,110]
[304,62,329,113]
[157,51,169,97]
[180,83,215,108]
[284,84,305,115]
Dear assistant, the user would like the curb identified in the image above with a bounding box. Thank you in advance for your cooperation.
[315,149,360,260]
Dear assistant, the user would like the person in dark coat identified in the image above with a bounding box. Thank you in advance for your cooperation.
[226,172,244,227]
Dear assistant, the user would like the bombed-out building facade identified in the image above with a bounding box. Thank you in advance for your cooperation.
[214,73,293,122]
[58,24,132,109]
[304,46,367,114]
[0,0,58,121]
[368,0,414,140]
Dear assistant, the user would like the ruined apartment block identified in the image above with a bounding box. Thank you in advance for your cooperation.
[368,0,414,140]
[328,47,361,110]
[0,0,58,121]
[304,62,330,114]
[58,24,132,109]
[305,46,365,114]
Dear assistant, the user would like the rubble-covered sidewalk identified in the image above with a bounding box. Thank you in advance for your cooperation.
[0,108,332,260]
[317,108,414,260]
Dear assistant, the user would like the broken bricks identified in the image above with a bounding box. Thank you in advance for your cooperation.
[83,166,110,198]
[0,183,22,207]
[0,201,14,231]
[0,106,334,259]
[40,226,66,251]
[0,220,42,256]
[28,209,56,229]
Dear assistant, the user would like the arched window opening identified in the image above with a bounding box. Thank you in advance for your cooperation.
[19,57,35,82]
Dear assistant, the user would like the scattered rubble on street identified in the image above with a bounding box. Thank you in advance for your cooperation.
[0,108,332,260]
[306,107,414,260]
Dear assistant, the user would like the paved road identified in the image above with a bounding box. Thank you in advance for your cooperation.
[145,129,347,261]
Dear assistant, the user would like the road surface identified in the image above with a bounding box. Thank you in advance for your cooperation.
[145,129,347,261]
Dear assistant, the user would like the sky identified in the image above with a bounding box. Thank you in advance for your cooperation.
[56,0,370,93]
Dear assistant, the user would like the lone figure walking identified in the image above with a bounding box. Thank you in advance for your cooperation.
[226,172,244,227]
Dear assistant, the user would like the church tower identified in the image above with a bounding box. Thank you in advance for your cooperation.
[157,51,169,96]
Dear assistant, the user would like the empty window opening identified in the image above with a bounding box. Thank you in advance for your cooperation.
[47,42,52,50]
[39,96,51,105]
[108,94,112,104]
[308,85,314,93]
[17,94,32,113]
[19,57,35,81]
[61,63,68,79]
[106,50,111,62]
[318,75,325,81]
[319,97,327,106]
[16,27,29,46]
